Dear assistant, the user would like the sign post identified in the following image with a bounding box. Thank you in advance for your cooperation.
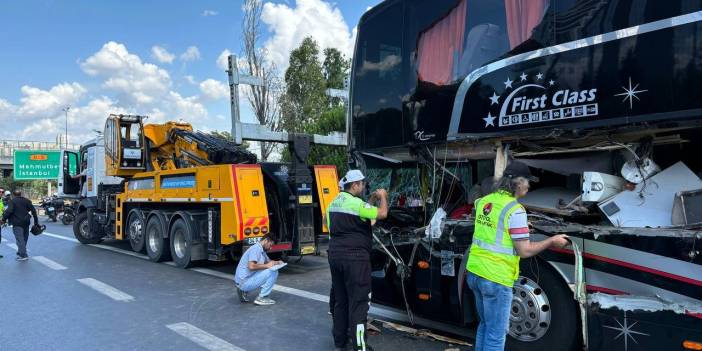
[13,150,61,180]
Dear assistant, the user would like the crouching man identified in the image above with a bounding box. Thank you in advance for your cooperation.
[234,233,284,306]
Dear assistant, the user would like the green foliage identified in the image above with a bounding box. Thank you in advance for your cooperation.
[280,37,327,133]
[278,38,351,174]
[322,48,350,90]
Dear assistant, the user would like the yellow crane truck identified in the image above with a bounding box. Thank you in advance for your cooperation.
[59,114,339,268]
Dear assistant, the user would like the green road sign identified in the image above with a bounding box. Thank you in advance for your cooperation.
[13,150,61,180]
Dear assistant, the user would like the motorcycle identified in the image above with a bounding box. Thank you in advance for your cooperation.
[40,197,64,223]
[60,202,75,225]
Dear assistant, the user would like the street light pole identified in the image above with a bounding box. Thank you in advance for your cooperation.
[62,106,70,149]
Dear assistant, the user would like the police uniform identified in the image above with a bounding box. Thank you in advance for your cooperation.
[327,191,378,351]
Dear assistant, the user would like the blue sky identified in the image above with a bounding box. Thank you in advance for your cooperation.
[0,0,380,149]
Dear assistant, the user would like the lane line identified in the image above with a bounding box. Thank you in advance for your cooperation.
[33,256,68,270]
[6,242,18,251]
[77,278,135,302]
[39,230,460,332]
[166,322,245,351]
[43,232,79,243]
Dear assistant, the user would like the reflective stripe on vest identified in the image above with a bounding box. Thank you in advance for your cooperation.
[467,191,523,287]
[473,200,518,255]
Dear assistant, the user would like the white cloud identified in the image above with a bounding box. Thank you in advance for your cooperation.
[17,82,86,118]
[201,10,218,16]
[184,75,197,85]
[199,79,229,101]
[180,46,201,62]
[81,41,171,106]
[260,0,354,71]
[217,49,232,71]
[151,45,175,64]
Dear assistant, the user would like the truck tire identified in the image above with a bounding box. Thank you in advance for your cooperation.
[145,213,170,262]
[506,258,580,351]
[170,218,194,269]
[127,209,146,253]
[73,211,102,245]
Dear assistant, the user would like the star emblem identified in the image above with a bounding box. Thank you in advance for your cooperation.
[548,79,555,86]
[489,92,500,105]
[603,311,650,351]
[504,77,513,89]
[520,72,528,81]
[536,72,544,80]
[483,112,496,127]
[615,77,648,109]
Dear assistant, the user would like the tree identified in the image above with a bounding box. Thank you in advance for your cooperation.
[279,37,327,133]
[209,131,250,150]
[304,106,348,174]
[322,48,350,89]
[241,0,282,161]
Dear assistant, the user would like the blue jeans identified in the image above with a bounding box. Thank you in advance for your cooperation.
[237,269,278,297]
[467,272,513,351]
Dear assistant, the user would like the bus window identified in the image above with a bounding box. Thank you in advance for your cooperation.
[414,0,551,86]
[352,2,405,148]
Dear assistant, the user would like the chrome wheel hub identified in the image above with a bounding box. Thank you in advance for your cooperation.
[509,276,552,342]
[173,231,187,259]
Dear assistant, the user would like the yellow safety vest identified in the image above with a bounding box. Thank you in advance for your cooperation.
[466,191,523,287]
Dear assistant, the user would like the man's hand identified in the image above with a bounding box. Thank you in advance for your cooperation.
[265,260,283,268]
[375,189,388,199]
[550,234,570,248]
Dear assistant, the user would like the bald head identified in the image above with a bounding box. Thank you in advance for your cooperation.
[12,190,21,197]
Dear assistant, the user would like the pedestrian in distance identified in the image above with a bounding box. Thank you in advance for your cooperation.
[234,232,285,306]
[327,170,388,351]
[1,190,39,261]
[466,161,569,351]
[0,193,4,259]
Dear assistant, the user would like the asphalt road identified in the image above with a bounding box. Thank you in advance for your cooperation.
[0,216,472,351]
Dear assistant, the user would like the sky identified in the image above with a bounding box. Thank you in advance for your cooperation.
[0,0,380,150]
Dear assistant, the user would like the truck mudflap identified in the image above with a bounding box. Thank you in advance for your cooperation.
[586,294,702,351]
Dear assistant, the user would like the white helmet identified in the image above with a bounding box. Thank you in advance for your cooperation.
[4,191,10,196]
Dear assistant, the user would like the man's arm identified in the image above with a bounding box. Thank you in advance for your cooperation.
[29,201,39,224]
[247,260,276,270]
[1,200,13,221]
[514,234,569,258]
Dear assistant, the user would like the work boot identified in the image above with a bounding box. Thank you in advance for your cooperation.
[253,296,276,306]
[236,287,249,303]
[16,256,28,261]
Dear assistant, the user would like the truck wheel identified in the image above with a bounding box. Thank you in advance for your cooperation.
[73,211,102,244]
[127,209,146,253]
[506,258,580,351]
[170,218,194,269]
[145,213,170,262]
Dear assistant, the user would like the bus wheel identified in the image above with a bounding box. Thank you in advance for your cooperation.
[127,209,146,253]
[73,211,102,244]
[507,258,579,351]
[145,212,170,262]
[170,218,194,269]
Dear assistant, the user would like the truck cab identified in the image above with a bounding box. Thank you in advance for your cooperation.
[57,137,123,201]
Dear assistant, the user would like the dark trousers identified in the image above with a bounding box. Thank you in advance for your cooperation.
[329,258,371,350]
[13,225,29,257]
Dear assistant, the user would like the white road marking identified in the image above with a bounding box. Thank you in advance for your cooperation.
[6,242,18,251]
[43,232,79,243]
[33,256,68,270]
[39,230,441,329]
[77,278,135,302]
[166,322,245,351]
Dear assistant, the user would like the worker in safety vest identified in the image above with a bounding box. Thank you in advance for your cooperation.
[466,161,569,351]
[327,170,388,351]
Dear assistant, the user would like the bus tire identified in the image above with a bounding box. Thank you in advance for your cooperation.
[127,209,146,253]
[170,218,194,269]
[145,212,170,262]
[73,211,102,244]
[506,258,579,351]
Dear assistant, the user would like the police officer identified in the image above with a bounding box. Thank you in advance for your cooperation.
[327,170,388,351]
[466,161,569,350]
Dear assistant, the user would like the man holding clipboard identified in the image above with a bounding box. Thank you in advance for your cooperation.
[234,233,285,306]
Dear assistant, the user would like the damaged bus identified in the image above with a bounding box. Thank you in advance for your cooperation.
[350,1,702,350]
